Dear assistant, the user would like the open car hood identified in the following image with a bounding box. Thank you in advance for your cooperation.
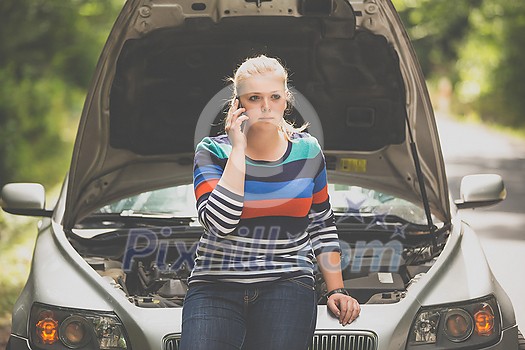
[63,0,450,229]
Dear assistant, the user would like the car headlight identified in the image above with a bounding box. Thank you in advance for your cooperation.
[406,295,501,349]
[30,303,131,350]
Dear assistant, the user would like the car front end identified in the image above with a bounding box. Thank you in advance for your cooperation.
[2,0,520,349]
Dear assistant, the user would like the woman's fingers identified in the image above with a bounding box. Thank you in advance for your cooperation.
[226,111,247,134]
[225,99,248,149]
[227,97,239,115]
[226,100,245,133]
[236,114,249,130]
[341,298,360,325]
[327,294,361,326]
[327,298,341,318]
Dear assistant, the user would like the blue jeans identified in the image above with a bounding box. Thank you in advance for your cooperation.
[180,276,318,350]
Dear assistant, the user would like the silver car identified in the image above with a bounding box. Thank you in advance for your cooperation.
[2,0,523,349]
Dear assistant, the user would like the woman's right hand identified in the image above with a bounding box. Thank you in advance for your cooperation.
[225,99,249,149]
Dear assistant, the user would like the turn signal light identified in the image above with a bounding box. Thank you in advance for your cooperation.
[36,313,59,344]
[474,304,495,336]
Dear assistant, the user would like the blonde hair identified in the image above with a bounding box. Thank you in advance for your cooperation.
[226,55,309,140]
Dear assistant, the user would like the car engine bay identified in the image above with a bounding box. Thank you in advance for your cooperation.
[70,223,448,308]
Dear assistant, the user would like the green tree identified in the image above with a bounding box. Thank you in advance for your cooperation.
[392,0,482,77]
[394,0,525,128]
[474,0,525,126]
[0,0,121,189]
[0,0,122,325]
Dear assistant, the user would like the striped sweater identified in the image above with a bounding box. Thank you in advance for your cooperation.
[189,132,341,284]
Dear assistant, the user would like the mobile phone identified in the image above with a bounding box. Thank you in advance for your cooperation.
[236,97,247,132]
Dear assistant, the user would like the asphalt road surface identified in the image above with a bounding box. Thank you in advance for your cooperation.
[436,112,525,332]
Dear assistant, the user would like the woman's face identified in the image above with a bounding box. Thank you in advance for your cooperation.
[236,72,287,132]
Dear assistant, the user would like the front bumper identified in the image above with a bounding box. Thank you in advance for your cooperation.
[6,334,30,350]
[8,325,519,350]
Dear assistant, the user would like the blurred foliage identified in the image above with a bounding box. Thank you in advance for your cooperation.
[0,0,122,325]
[393,0,525,127]
[0,0,122,189]
[393,0,482,77]
[0,213,37,320]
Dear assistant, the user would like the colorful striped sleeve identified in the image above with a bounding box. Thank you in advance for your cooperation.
[306,141,341,256]
[193,137,244,237]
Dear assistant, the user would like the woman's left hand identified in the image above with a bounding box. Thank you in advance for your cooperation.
[327,293,361,326]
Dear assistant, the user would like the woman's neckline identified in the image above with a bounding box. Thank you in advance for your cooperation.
[245,140,292,164]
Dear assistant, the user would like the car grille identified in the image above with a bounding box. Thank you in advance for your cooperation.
[309,331,377,350]
[163,335,180,350]
[163,331,377,350]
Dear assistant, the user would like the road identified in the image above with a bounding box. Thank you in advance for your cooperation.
[436,112,525,331]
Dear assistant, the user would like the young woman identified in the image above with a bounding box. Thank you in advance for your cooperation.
[180,55,360,350]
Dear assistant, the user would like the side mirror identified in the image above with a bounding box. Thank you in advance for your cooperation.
[0,183,52,217]
[454,174,506,209]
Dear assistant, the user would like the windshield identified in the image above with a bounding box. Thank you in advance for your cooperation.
[329,184,434,225]
[93,183,432,225]
[95,184,198,217]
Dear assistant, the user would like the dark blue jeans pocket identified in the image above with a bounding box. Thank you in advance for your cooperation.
[283,275,315,291]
